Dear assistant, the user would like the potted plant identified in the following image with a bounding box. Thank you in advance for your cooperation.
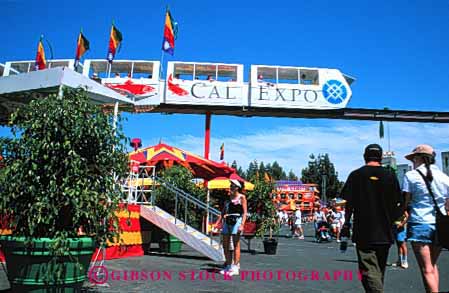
[0,88,129,291]
[259,214,280,255]
[246,176,279,255]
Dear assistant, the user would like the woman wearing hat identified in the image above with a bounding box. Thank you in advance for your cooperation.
[213,178,247,276]
[403,144,449,293]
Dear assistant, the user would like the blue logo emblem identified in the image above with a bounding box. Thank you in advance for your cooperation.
[322,80,348,104]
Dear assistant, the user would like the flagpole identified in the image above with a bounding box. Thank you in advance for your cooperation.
[107,20,114,78]
[75,28,81,71]
[43,35,54,63]
[159,7,168,79]
[160,50,164,80]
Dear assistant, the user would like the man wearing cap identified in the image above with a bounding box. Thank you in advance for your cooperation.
[403,144,449,293]
[340,144,404,293]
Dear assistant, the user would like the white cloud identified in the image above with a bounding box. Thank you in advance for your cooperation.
[140,121,449,181]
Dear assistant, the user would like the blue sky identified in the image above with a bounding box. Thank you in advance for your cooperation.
[1,0,449,181]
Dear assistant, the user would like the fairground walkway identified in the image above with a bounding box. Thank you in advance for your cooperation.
[1,224,448,292]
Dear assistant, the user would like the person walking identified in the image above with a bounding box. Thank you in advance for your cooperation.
[331,206,344,242]
[294,208,304,239]
[392,210,409,269]
[403,144,449,293]
[341,144,404,293]
[214,179,247,276]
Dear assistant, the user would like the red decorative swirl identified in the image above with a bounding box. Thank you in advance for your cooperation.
[167,74,189,96]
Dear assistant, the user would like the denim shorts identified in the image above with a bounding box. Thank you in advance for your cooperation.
[393,225,407,242]
[406,222,435,244]
[222,217,243,235]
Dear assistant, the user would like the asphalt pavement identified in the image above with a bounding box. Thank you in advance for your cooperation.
[1,223,448,292]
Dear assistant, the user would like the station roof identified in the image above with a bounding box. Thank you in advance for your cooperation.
[0,66,133,123]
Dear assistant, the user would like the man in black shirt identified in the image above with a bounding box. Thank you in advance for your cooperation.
[341,144,404,293]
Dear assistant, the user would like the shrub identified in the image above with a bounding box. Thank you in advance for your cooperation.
[0,88,129,253]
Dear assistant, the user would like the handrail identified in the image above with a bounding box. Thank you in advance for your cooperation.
[129,170,249,248]
[152,175,221,217]
[151,175,224,245]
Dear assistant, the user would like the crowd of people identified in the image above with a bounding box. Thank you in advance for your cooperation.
[276,206,347,242]
[211,143,448,293]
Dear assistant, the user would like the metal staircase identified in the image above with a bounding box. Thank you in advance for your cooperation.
[140,205,224,261]
[123,167,225,262]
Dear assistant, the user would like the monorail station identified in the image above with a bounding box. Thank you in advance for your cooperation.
[1,59,449,124]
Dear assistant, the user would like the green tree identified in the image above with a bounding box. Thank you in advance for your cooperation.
[246,160,259,181]
[270,161,286,180]
[301,153,343,200]
[0,88,129,251]
[288,170,298,181]
[231,160,245,177]
[258,161,266,180]
[237,166,245,177]
[246,177,278,239]
[155,165,206,229]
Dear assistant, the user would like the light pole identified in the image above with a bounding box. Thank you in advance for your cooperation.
[319,159,327,203]
[321,174,327,203]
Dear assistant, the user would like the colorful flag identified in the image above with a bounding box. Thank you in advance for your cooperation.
[35,37,46,71]
[162,8,178,55]
[107,24,123,63]
[75,31,90,70]
[220,143,224,161]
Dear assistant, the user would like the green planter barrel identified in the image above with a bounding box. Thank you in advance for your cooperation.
[159,235,182,253]
[0,236,95,293]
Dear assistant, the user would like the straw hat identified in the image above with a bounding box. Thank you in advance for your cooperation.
[405,144,435,161]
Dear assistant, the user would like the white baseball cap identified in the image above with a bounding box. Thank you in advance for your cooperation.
[230,179,241,188]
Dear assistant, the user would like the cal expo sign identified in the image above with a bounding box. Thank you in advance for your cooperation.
[164,74,245,106]
[249,71,352,109]
[164,68,352,110]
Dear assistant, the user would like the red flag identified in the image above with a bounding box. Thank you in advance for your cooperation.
[162,8,178,55]
[35,38,46,70]
[75,31,90,69]
[107,24,123,63]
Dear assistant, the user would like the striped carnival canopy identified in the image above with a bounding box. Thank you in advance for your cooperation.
[129,143,235,180]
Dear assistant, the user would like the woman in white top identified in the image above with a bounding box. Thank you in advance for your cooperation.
[403,144,449,293]
[293,208,304,239]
